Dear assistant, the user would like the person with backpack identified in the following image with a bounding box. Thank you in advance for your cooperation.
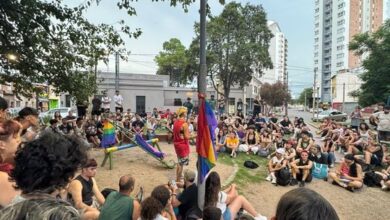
[266,148,288,185]
[329,154,363,192]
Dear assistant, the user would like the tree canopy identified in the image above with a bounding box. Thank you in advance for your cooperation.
[349,20,390,107]
[0,0,223,101]
[297,87,313,108]
[187,2,273,108]
[260,81,291,112]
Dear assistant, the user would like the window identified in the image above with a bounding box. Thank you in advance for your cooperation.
[336,62,344,67]
[337,36,345,43]
[337,45,345,50]
[315,23,319,28]
[314,52,318,57]
[337,19,345,25]
[173,98,182,106]
[314,45,319,50]
[338,3,345,9]
[315,37,319,43]
[315,30,319,35]
[315,8,319,13]
[315,15,319,21]
[338,11,345,17]
[16,101,21,107]
[337,27,345,34]
[314,60,318,64]
[337,53,344,58]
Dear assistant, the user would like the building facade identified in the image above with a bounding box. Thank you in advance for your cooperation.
[261,21,288,84]
[314,0,390,104]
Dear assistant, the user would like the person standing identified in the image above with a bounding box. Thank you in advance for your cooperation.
[209,95,217,112]
[113,90,124,113]
[371,105,390,142]
[0,96,8,120]
[350,106,362,130]
[218,97,225,116]
[183,98,194,117]
[92,95,102,119]
[237,98,243,113]
[253,96,261,117]
[173,106,190,185]
[101,91,111,113]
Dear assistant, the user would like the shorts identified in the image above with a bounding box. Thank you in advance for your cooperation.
[222,208,232,220]
[296,171,312,182]
[177,156,189,166]
[91,109,101,116]
[115,107,123,113]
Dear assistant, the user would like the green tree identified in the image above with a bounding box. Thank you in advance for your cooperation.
[297,87,313,108]
[260,81,291,113]
[188,2,273,109]
[349,20,390,107]
[155,38,188,86]
[0,0,222,101]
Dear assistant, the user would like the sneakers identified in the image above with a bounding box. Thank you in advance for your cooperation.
[329,163,335,168]
[346,186,354,193]
[290,178,298,186]
[381,185,388,191]
[254,214,268,220]
[299,181,305,187]
[271,178,277,184]
[266,175,272,182]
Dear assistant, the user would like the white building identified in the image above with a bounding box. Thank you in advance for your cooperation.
[260,21,288,84]
[314,0,389,104]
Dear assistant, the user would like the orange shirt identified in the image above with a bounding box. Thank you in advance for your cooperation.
[226,137,239,146]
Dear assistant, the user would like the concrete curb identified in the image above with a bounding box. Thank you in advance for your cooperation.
[307,122,320,130]
[222,162,239,188]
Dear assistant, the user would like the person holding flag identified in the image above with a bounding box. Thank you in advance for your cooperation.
[173,106,191,185]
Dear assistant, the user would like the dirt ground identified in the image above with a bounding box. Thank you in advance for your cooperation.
[92,142,390,220]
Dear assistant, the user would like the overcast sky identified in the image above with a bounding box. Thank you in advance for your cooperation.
[67,0,315,97]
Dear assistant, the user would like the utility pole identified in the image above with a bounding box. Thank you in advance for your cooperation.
[198,0,207,95]
[312,68,317,120]
[342,82,345,112]
[304,91,307,112]
[115,52,119,91]
[284,70,288,116]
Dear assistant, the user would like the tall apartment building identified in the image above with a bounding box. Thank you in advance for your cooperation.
[314,0,390,103]
[260,21,288,85]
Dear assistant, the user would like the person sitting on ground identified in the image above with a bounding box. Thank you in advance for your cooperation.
[290,150,313,187]
[205,171,267,220]
[329,154,363,192]
[0,132,88,219]
[258,129,272,157]
[321,137,336,168]
[131,114,145,134]
[268,113,279,131]
[226,131,239,158]
[279,116,294,135]
[171,169,200,219]
[68,158,105,219]
[0,120,22,207]
[295,131,314,155]
[14,107,39,141]
[140,196,168,220]
[283,139,297,165]
[273,188,339,220]
[99,174,141,220]
[266,148,288,184]
[203,206,222,220]
[85,118,101,148]
[309,145,328,165]
[216,129,227,152]
[151,185,176,220]
[238,125,260,155]
[376,161,390,190]
[354,137,384,169]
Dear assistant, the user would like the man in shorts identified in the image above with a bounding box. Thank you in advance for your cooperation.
[173,106,190,186]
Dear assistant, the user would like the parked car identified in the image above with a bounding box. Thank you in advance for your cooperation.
[312,109,348,122]
[39,107,76,120]
[6,107,22,118]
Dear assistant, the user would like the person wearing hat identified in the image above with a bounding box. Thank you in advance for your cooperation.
[371,105,390,142]
[173,106,191,184]
[328,154,363,192]
[266,148,288,184]
[171,169,200,219]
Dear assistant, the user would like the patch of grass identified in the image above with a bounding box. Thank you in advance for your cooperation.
[217,152,269,188]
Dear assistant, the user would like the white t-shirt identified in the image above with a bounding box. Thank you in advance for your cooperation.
[272,156,284,165]
[154,214,168,220]
[101,96,111,109]
[217,191,228,213]
[373,111,390,131]
[113,95,124,107]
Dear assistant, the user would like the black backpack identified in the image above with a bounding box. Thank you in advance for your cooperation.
[276,167,291,186]
[363,171,383,187]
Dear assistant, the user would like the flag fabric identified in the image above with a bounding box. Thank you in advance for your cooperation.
[101,120,116,148]
[196,94,218,209]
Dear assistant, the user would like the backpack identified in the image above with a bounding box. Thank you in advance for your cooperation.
[276,167,291,186]
[244,160,259,169]
[363,171,383,187]
[311,162,328,179]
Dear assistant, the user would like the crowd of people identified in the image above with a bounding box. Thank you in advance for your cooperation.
[0,91,389,220]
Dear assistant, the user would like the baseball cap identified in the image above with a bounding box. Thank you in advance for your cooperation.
[184,169,196,182]
[276,148,285,154]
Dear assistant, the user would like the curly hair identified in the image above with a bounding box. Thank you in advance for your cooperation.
[0,119,22,141]
[205,171,221,208]
[151,185,171,207]
[140,197,164,220]
[10,132,88,194]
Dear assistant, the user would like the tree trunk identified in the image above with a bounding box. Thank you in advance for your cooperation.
[224,87,230,115]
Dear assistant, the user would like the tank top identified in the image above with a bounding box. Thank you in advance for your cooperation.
[75,175,94,206]
[173,119,190,157]
[298,159,309,167]
[247,134,256,145]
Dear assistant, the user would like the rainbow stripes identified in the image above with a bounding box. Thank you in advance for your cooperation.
[101,121,116,148]
[196,95,218,183]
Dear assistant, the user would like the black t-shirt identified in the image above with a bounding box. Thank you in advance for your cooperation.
[269,117,278,124]
[280,120,292,127]
[178,184,198,218]
[253,100,261,112]
[132,120,144,129]
[309,153,328,165]
[92,98,101,110]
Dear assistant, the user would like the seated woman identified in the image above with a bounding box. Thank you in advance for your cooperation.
[0,120,22,207]
[226,131,239,158]
[283,140,297,165]
[322,138,336,167]
[273,188,339,220]
[329,154,363,192]
[205,172,267,220]
[266,148,288,184]
[295,131,314,155]
[290,150,313,187]
[238,125,259,155]
[354,138,384,169]
[216,129,227,152]
[258,129,272,157]
[376,161,390,190]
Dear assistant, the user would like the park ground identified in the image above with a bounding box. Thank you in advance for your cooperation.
[92,138,390,220]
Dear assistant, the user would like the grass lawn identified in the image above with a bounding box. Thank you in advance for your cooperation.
[217,152,269,188]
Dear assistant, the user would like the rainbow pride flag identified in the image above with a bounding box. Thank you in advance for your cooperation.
[196,95,218,184]
[101,120,116,148]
